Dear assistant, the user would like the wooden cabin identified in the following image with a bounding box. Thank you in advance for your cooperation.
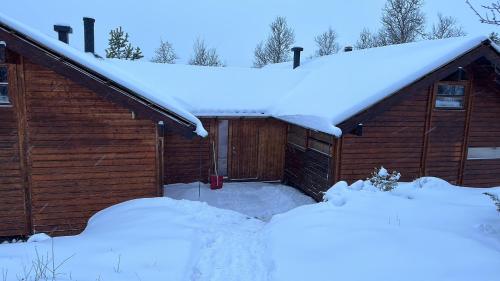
[1,13,499,239]
[0,17,203,237]
[159,39,500,201]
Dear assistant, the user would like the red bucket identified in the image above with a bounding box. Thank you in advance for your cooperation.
[210,175,224,190]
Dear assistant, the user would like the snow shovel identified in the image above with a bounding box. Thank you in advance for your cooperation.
[210,141,223,190]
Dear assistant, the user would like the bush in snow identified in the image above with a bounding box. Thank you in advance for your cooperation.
[368,167,401,192]
[484,193,500,212]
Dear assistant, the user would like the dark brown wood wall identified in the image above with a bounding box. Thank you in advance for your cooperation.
[283,125,334,201]
[339,88,430,183]
[463,62,500,187]
[0,64,28,237]
[164,119,212,184]
[284,145,332,201]
[23,60,160,236]
[163,118,286,184]
[424,88,469,185]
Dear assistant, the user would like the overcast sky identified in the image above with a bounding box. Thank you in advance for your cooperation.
[2,0,498,66]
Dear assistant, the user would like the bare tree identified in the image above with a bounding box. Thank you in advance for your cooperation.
[428,13,467,39]
[355,28,388,49]
[253,16,295,68]
[490,32,500,44]
[188,38,224,67]
[381,0,426,44]
[314,27,340,56]
[466,0,500,25]
[151,40,178,64]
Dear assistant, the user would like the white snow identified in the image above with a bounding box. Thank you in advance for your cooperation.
[1,178,499,281]
[109,36,497,136]
[1,10,498,136]
[26,233,51,243]
[0,12,207,137]
[165,182,315,220]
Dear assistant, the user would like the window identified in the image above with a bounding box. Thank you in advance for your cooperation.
[308,131,333,156]
[435,83,465,109]
[287,125,307,149]
[0,65,9,104]
[467,147,500,160]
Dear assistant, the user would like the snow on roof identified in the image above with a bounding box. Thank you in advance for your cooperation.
[111,36,495,136]
[0,12,207,137]
[1,12,496,137]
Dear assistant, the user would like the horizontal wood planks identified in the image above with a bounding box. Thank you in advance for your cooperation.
[284,125,332,201]
[23,60,159,236]
[463,63,500,187]
[0,64,28,237]
[164,119,212,184]
[339,88,430,183]
[163,118,286,184]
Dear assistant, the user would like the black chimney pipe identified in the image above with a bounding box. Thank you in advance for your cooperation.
[53,25,72,44]
[83,17,95,53]
[291,47,303,69]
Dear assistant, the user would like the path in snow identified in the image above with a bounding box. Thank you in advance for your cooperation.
[165,182,315,220]
[166,182,313,281]
[191,218,270,281]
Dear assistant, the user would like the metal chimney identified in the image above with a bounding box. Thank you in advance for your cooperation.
[53,25,72,44]
[83,17,95,53]
[291,47,304,69]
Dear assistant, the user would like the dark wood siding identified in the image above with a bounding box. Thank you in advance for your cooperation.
[0,64,28,237]
[463,62,500,187]
[164,119,212,184]
[163,118,286,184]
[284,125,334,201]
[339,87,430,183]
[23,60,160,236]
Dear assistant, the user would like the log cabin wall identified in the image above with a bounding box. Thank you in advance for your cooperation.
[163,118,286,184]
[164,119,213,184]
[0,63,29,237]
[338,87,430,183]
[463,60,500,187]
[22,59,161,236]
[283,125,335,201]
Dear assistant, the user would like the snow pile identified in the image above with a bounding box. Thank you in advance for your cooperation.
[26,233,51,243]
[0,179,499,281]
[0,198,261,281]
[165,182,315,220]
[266,178,500,281]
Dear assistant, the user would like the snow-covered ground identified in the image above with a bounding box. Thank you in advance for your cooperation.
[164,182,315,220]
[0,178,499,281]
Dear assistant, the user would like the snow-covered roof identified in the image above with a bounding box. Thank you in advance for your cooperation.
[111,36,498,136]
[0,12,207,137]
[1,12,497,137]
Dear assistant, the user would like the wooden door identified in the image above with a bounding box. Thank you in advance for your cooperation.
[229,119,259,180]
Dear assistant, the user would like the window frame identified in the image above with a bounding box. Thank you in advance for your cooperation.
[0,64,10,106]
[433,81,468,111]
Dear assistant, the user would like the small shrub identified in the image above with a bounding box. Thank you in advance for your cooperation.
[484,192,500,212]
[368,167,401,192]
